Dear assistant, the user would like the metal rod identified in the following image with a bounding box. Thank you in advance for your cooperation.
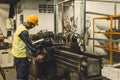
[109,16,113,64]
[83,0,86,51]
[57,0,71,5]
[63,4,73,6]
[54,0,57,34]
[62,3,64,35]
[93,18,95,53]
[85,0,120,3]
[114,2,117,29]
[88,38,120,42]
[86,11,110,16]
[78,35,120,42]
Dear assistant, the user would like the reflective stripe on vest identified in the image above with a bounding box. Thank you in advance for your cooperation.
[12,47,26,53]
[13,41,26,47]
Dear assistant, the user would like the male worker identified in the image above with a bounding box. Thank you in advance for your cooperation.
[12,15,43,80]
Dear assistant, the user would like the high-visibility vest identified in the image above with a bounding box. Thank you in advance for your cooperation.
[12,25,28,58]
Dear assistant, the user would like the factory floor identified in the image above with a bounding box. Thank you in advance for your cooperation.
[0,68,34,80]
[0,67,16,80]
[0,67,110,80]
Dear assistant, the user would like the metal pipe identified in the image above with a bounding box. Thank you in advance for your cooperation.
[57,0,71,5]
[84,0,120,3]
[93,18,95,53]
[62,3,64,35]
[88,38,120,43]
[83,0,86,51]
[109,16,113,64]
[114,2,117,29]
[86,11,110,16]
[73,0,75,30]
[62,4,73,7]
[54,0,57,34]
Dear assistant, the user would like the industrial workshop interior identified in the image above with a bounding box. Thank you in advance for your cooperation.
[1,0,120,80]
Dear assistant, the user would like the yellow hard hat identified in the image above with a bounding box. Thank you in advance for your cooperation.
[26,15,38,26]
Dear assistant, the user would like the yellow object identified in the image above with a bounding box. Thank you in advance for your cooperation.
[12,25,28,58]
[93,14,120,64]
[26,15,38,26]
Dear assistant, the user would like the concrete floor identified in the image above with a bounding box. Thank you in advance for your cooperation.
[0,68,35,80]
[0,67,110,80]
[0,68,16,80]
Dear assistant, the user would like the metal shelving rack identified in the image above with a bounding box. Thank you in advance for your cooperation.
[93,14,120,64]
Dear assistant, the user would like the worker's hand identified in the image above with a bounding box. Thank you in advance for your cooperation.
[37,55,44,60]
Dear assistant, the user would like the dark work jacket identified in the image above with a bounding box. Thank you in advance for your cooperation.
[19,30,38,57]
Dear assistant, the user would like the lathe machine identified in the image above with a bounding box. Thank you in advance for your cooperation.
[28,31,103,80]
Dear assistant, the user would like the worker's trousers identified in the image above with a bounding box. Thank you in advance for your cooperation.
[14,57,29,80]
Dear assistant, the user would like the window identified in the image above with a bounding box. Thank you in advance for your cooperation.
[39,4,54,13]
[47,5,54,13]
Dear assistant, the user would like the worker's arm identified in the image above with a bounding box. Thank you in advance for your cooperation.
[19,30,39,57]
